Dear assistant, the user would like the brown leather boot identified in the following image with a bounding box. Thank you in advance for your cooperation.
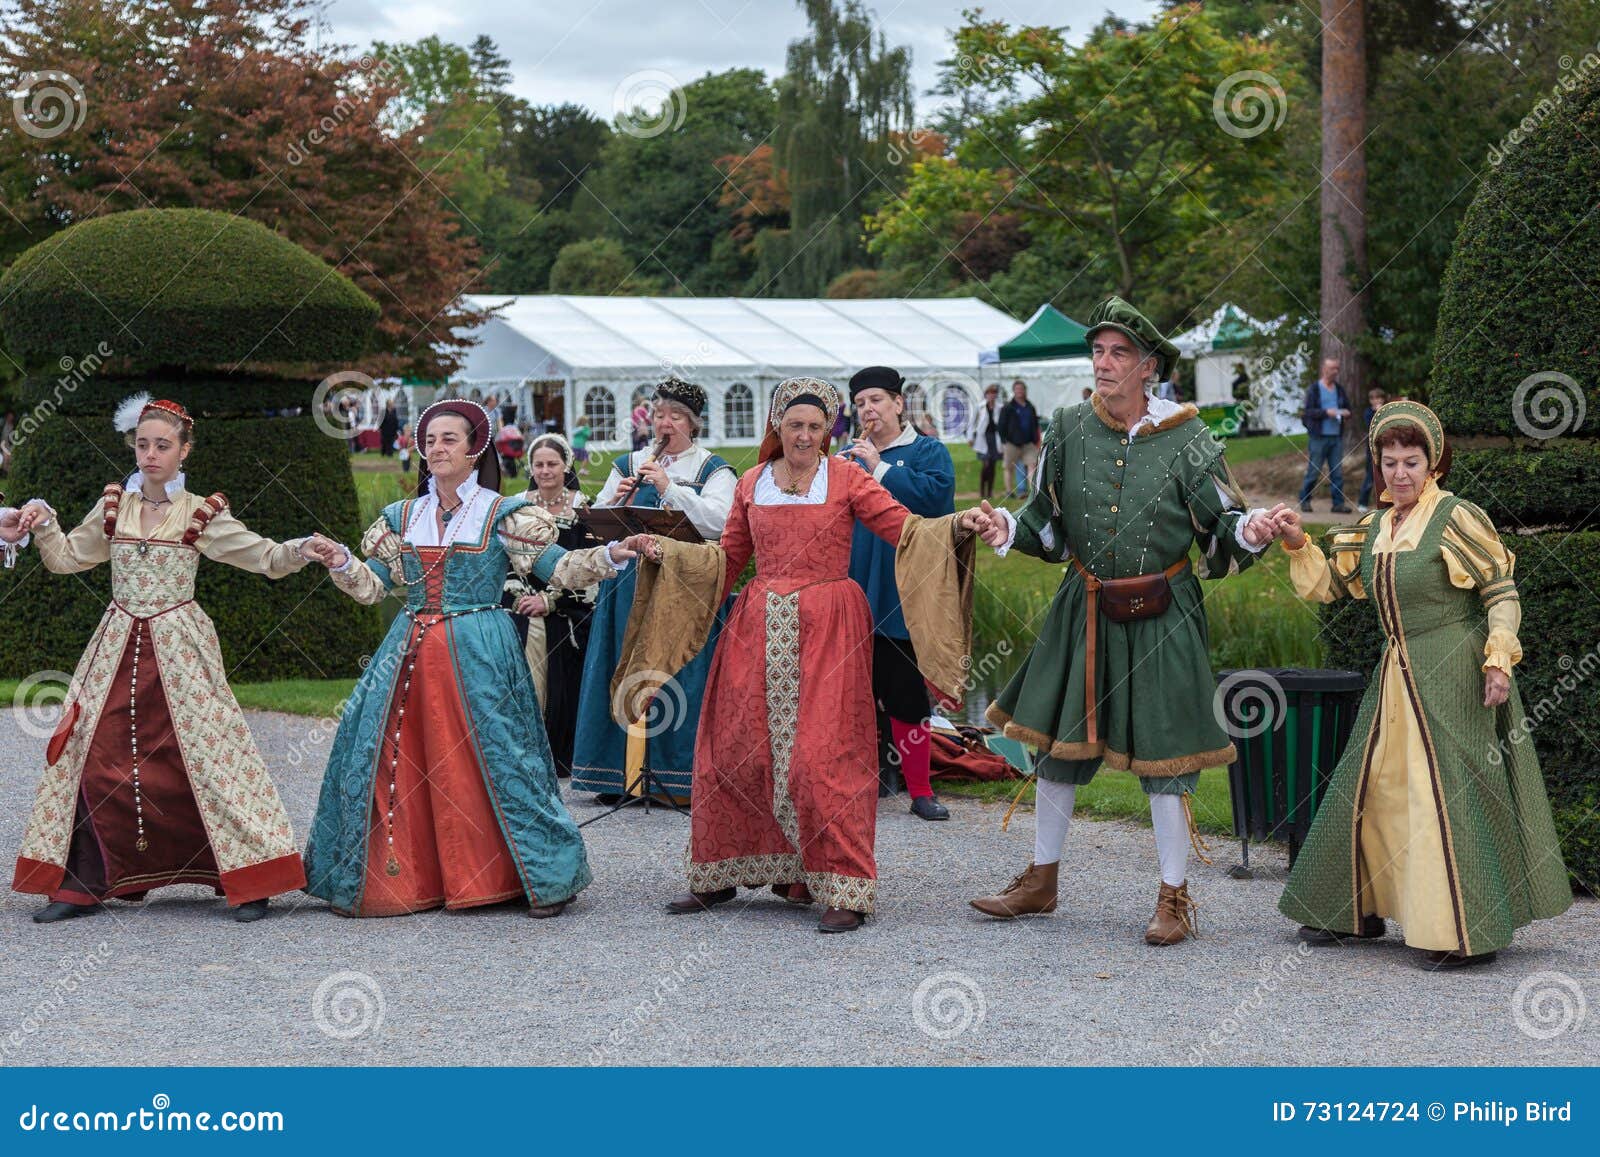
[969,861,1059,918]
[1145,880,1198,945]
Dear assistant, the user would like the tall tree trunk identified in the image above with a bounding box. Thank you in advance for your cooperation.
[1320,0,1368,395]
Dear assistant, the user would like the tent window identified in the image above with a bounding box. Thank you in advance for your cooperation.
[582,386,616,441]
[724,383,755,439]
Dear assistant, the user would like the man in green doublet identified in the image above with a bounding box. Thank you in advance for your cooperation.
[971,297,1282,944]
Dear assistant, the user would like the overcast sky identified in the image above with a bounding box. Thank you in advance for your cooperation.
[320,0,1162,119]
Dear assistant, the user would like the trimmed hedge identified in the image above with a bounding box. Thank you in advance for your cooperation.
[0,392,380,681]
[1429,67,1599,435]
[0,209,379,372]
[1449,442,1600,531]
[1321,531,1600,892]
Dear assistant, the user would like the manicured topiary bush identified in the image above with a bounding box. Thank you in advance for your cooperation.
[0,209,379,371]
[1328,65,1599,890]
[0,209,382,681]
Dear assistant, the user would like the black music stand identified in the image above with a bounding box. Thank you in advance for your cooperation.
[575,504,701,827]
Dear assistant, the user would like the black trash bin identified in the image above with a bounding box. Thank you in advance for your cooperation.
[1214,667,1366,876]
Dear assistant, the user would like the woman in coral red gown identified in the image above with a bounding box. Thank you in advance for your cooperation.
[616,378,999,932]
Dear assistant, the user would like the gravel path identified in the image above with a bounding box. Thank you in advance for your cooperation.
[2,709,1594,1066]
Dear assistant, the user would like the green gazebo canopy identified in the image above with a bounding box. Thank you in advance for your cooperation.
[1210,305,1257,351]
[996,304,1091,361]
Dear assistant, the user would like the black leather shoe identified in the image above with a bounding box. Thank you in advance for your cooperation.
[665,887,735,914]
[33,901,96,924]
[910,795,950,821]
[1418,949,1498,971]
[233,899,270,923]
[1331,505,1352,514]
[593,793,624,806]
[1298,914,1385,945]
[528,899,569,919]
[1299,501,1313,513]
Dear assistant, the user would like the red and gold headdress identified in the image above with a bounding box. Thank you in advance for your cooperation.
[114,391,194,433]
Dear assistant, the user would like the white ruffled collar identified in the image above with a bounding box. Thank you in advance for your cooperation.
[425,472,482,503]
[123,471,186,497]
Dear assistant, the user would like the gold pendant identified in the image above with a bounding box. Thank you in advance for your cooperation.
[136,836,149,852]
[386,856,401,877]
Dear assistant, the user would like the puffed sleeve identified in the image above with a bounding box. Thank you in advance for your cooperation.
[195,508,310,579]
[1440,500,1522,672]
[1284,514,1374,603]
[661,462,736,540]
[498,504,618,590]
[32,498,113,574]
[329,516,401,605]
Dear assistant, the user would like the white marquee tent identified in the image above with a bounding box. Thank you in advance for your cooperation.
[446,295,1028,447]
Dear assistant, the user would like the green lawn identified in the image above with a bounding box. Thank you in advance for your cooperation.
[940,766,1236,838]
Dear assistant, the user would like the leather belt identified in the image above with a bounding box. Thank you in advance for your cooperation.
[1068,556,1189,744]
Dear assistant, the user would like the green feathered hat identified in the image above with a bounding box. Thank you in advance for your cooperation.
[1085,296,1180,376]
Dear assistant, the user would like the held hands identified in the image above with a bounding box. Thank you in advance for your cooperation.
[617,533,662,564]
[514,594,550,617]
[0,508,24,545]
[1484,668,1510,709]
[959,500,1010,549]
[12,501,50,536]
[1240,502,1288,549]
[299,533,350,570]
[1270,505,1308,550]
[607,536,645,567]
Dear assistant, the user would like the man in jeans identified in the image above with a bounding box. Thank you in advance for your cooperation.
[998,379,1041,498]
[1298,358,1352,513]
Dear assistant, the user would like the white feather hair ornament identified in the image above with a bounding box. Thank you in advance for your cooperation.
[113,391,153,434]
